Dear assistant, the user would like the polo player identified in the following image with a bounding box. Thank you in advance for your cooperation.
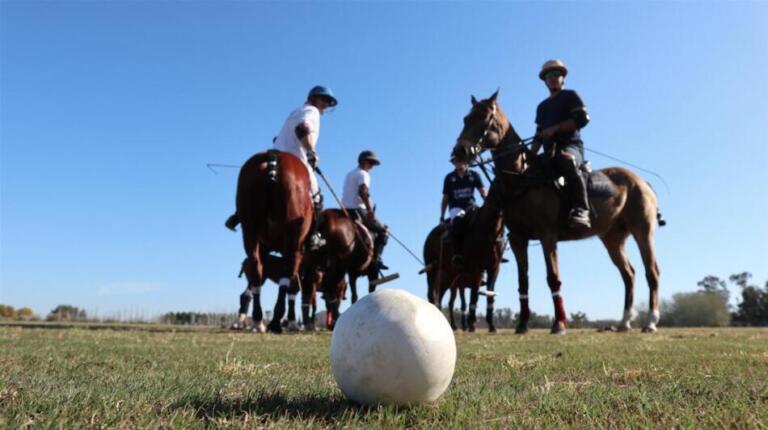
[341,150,389,272]
[530,59,591,228]
[226,85,337,250]
[440,156,487,268]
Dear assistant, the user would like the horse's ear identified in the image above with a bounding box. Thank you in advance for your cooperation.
[490,89,499,102]
[471,95,478,106]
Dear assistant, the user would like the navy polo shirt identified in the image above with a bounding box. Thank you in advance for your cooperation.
[535,89,586,151]
[443,170,484,210]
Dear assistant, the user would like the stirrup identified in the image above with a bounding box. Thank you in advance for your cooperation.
[306,233,326,251]
[568,209,591,228]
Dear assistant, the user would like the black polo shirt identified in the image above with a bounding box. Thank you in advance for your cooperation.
[443,170,483,210]
[535,89,586,151]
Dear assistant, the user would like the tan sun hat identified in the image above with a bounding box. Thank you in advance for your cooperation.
[539,59,568,80]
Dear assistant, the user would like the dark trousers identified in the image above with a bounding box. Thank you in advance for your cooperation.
[348,208,388,259]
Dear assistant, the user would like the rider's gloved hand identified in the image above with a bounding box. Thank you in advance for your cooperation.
[306,150,318,168]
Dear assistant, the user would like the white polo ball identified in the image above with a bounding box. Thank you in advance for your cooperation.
[330,289,457,405]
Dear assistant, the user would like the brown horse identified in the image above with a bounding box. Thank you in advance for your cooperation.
[423,204,505,332]
[452,91,663,334]
[234,255,320,332]
[236,150,314,333]
[302,209,376,329]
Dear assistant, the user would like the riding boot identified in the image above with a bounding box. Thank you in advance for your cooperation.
[450,218,465,269]
[225,213,240,231]
[306,192,325,251]
[372,232,389,271]
[568,172,591,228]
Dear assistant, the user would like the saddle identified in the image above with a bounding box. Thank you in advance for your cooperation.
[550,161,616,198]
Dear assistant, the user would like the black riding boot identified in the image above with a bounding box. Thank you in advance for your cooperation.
[567,172,591,228]
[306,192,325,251]
[225,213,240,231]
[372,232,389,271]
[450,217,465,269]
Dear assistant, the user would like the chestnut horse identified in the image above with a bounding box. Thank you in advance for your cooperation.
[423,204,505,332]
[236,150,314,333]
[302,209,376,329]
[453,91,663,334]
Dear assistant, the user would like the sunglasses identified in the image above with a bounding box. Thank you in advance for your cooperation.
[544,70,564,79]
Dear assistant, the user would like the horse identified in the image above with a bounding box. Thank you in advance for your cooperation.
[452,91,664,334]
[302,209,376,329]
[422,204,505,332]
[233,254,319,332]
[236,150,314,333]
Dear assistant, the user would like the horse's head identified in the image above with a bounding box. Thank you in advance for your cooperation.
[452,91,508,164]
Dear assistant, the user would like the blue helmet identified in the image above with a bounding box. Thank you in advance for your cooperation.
[307,85,338,107]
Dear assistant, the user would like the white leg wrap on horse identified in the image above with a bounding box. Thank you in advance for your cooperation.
[287,294,297,301]
[520,294,529,300]
[461,310,468,315]
[650,309,660,325]
[623,309,633,323]
[551,291,561,298]
[279,278,290,288]
[239,313,247,323]
[251,286,262,294]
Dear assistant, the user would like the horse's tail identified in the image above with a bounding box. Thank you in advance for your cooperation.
[645,181,667,227]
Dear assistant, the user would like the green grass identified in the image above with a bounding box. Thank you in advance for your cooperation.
[2,325,767,429]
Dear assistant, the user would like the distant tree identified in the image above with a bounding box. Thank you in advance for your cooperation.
[47,305,87,322]
[664,292,731,327]
[730,272,768,326]
[0,304,16,320]
[494,308,515,328]
[697,275,729,301]
[16,307,36,321]
[569,311,589,328]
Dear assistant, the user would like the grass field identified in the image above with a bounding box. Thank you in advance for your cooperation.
[1,324,767,429]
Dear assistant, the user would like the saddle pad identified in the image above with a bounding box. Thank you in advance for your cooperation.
[587,170,615,197]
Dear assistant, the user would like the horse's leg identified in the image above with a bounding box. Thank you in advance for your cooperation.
[267,277,288,334]
[600,228,635,332]
[631,223,660,333]
[467,284,479,333]
[459,285,468,332]
[510,239,530,334]
[350,273,359,304]
[241,257,266,333]
[541,238,567,335]
[301,277,314,332]
[485,268,499,333]
[448,280,457,331]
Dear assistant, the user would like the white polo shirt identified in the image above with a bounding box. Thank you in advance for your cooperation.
[341,167,371,209]
[273,104,320,165]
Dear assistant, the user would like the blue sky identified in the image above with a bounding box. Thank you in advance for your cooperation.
[1,1,766,321]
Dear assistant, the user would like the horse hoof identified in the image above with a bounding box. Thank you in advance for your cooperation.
[642,325,657,333]
[489,326,497,333]
[617,325,631,333]
[549,322,565,336]
[267,321,282,334]
[450,324,457,331]
[468,326,476,333]
[515,326,528,335]
[287,321,300,332]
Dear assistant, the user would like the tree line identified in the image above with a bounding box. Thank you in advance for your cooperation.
[3,272,766,328]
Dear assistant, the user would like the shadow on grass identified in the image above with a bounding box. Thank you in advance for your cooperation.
[174,391,375,424]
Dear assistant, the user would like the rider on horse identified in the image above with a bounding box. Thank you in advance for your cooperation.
[440,156,487,268]
[530,59,591,229]
[226,85,337,250]
[341,150,389,272]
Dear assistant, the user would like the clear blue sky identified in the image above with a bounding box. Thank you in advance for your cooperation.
[2,1,766,321]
